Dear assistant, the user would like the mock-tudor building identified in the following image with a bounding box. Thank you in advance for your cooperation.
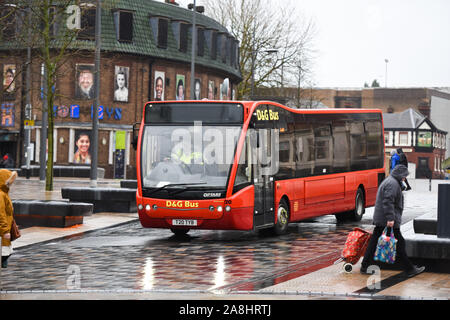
[383,108,447,179]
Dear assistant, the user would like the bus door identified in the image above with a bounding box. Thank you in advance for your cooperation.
[251,105,276,228]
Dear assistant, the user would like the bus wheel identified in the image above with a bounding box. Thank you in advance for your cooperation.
[349,188,365,221]
[170,228,190,237]
[274,199,290,235]
[335,211,349,223]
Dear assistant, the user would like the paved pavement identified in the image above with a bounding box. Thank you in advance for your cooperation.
[0,177,449,301]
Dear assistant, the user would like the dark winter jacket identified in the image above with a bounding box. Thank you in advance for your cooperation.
[397,148,408,166]
[373,164,409,228]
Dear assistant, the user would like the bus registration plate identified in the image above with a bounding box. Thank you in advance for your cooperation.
[172,219,197,226]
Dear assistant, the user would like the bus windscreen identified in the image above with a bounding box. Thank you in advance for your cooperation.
[145,103,244,124]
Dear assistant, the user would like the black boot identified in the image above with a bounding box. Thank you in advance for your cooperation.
[1,255,10,268]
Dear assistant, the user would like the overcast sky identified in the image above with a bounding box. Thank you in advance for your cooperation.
[167,0,450,88]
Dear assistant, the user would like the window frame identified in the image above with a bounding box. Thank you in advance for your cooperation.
[113,9,134,43]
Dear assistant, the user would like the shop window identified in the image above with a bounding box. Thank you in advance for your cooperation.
[114,10,133,42]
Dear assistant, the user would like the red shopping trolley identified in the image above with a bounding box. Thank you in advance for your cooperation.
[335,227,372,273]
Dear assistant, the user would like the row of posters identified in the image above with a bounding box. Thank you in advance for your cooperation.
[75,64,130,102]
[2,63,233,102]
[155,70,233,101]
[76,65,233,102]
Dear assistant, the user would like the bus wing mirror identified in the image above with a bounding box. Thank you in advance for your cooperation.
[132,122,140,150]
[256,130,260,148]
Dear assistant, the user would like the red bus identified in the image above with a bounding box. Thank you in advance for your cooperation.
[136,101,385,236]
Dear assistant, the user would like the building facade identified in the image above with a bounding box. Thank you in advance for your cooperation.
[383,108,447,179]
[0,0,241,178]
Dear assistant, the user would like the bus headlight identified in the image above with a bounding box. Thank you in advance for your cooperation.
[209,205,215,212]
[225,205,231,212]
[152,204,158,210]
[217,206,223,212]
[138,204,143,211]
[145,204,151,211]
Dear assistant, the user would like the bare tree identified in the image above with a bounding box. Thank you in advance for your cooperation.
[1,0,80,190]
[203,0,316,99]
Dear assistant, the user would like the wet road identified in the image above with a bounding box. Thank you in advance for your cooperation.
[2,216,364,292]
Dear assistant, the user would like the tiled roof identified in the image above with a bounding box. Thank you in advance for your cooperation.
[1,0,241,80]
[383,108,426,129]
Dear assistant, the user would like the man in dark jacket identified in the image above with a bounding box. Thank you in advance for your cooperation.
[360,164,425,277]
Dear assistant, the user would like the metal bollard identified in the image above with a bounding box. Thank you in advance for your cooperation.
[429,178,432,192]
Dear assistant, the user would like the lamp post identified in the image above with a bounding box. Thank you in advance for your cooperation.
[188,2,204,99]
[385,58,389,88]
[250,48,278,98]
[90,0,101,186]
[189,0,197,99]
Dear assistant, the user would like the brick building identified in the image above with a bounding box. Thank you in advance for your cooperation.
[0,0,241,178]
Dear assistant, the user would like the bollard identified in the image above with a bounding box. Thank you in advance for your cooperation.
[437,184,450,238]
[429,178,432,192]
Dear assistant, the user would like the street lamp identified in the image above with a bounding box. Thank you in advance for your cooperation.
[188,1,204,99]
[250,48,278,98]
[385,58,389,88]
[90,0,101,186]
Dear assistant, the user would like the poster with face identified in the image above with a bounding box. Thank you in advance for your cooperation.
[154,71,165,101]
[176,74,185,100]
[3,64,16,100]
[75,64,95,100]
[207,80,215,100]
[73,130,92,165]
[194,78,201,100]
[220,78,231,100]
[114,66,129,102]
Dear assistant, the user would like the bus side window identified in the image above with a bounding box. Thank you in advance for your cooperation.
[233,136,252,193]
[294,115,315,178]
[365,120,383,168]
[332,120,350,173]
[349,121,368,171]
[314,124,332,175]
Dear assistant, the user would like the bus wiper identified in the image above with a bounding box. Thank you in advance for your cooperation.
[147,182,207,196]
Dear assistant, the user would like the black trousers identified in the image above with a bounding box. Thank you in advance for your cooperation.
[361,226,415,272]
[1,255,10,268]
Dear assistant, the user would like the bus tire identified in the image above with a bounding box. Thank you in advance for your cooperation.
[349,188,365,221]
[274,199,290,235]
[170,228,190,237]
[335,211,349,223]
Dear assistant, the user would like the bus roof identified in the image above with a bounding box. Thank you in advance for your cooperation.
[143,100,383,121]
